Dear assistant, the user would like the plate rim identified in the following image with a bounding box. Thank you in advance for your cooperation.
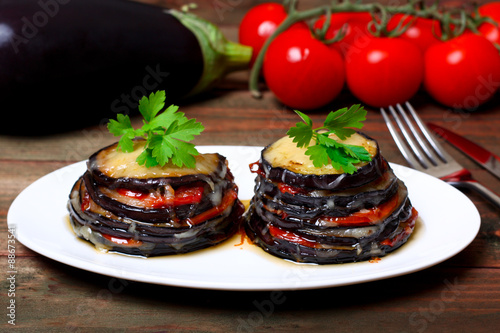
[7,145,481,291]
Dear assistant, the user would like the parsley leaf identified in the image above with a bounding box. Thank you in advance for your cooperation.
[107,90,204,168]
[287,122,313,148]
[107,114,137,153]
[138,90,166,122]
[304,144,330,168]
[323,104,367,140]
[287,105,372,174]
[136,148,159,168]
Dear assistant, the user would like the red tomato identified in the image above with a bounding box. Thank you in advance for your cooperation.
[102,234,143,246]
[320,192,399,227]
[186,189,238,225]
[263,29,345,110]
[313,12,373,59]
[268,224,318,248]
[116,188,148,200]
[424,33,500,109]
[386,14,442,52]
[345,37,424,107]
[173,184,204,206]
[239,2,307,66]
[478,2,500,44]
[116,184,204,208]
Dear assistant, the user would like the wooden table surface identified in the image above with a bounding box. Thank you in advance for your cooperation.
[2,0,500,332]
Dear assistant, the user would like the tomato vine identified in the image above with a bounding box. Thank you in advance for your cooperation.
[249,0,496,98]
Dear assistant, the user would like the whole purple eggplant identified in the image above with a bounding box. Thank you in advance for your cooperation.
[0,0,251,134]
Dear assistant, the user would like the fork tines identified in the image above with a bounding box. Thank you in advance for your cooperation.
[380,102,454,173]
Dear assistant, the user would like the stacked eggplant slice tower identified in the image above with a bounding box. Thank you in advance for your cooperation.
[245,134,418,264]
[69,140,244,256]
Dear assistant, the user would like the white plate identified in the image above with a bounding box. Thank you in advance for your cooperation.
[7,146,480,291]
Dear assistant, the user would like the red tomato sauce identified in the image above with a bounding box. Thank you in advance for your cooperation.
[268,224,318,248]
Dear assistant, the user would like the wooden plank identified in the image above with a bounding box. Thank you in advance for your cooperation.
[2,91,500,159]
[0,160,72,257]
[3,256,499,331]
[137,0,499,27]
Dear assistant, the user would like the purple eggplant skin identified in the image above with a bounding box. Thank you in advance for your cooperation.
[83,170,234,224]
[244,199,414,264]
[253,171,399,217]
[68,177,245,256]
[0,0,248,135]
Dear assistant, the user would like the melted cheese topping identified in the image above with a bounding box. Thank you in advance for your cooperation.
[264,133,377,175]
[95,141,220,179]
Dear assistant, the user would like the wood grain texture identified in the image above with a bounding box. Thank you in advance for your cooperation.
[1,0,500,331]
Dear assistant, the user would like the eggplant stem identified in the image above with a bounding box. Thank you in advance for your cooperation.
[170,9,252,97]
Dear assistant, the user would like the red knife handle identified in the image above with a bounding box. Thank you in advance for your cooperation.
[440,169,473,183]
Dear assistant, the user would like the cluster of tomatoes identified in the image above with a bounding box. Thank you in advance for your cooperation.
[239,2,500,111]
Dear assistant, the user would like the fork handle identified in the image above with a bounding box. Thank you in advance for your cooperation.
[449,180,500,210]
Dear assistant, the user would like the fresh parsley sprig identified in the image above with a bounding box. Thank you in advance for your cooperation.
[107,90,204,169]
[286,105,372,174]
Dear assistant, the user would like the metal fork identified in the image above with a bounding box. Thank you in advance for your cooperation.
[381,102,500,209]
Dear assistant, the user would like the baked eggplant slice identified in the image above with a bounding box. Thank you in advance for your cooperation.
[256,133,386,191]
[88,140,229,190]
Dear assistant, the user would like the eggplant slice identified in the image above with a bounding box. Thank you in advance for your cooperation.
[88,141,230,190]
[258,133,386,191]
[68,142,244,257]
[245,133,418,264]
